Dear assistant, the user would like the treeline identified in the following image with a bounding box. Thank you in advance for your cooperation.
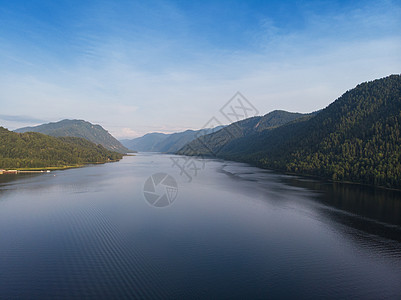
[179,75,401,189]
[0,127,123,169]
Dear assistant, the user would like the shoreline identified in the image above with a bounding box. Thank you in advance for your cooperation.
[176,153,401,193]
[0,158,123,175]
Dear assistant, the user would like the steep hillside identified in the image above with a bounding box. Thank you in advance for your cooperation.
[0,127,122,169]
[15,119,128,154]
[180,75,401,189]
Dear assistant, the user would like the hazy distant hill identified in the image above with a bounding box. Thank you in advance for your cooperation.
[15,119,129,154]
[120,132,168,152]
[180,75,401,189]
[0,127,122,169]
[121,126,224,153]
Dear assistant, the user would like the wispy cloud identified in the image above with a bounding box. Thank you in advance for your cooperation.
[0,0,400,137]
[0,114,47,124]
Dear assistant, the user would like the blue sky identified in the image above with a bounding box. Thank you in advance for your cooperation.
[0,0,400,138]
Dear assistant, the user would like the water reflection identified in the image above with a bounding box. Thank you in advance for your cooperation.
[282,177,401,241]
[0,154,400,299]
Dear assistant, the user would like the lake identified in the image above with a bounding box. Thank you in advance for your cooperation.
[1,153,401,299]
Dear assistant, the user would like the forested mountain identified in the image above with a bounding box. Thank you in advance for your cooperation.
[178,110,308,156]
[0,127,123,169]
[15,119,128,154]
[121,126,224,153]
[179,75,401,189]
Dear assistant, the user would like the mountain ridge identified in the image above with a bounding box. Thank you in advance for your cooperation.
[0,127,123,169]
[178,74,401,189]
[121,126,225,153]
[178,110,309,156]
[15,119,129,154]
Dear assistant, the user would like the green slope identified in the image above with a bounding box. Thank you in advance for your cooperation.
[180,74,401,189]
[15,119,129,154]
[0,127,123,169]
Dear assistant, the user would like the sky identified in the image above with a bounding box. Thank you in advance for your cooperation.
[0,0,400,139]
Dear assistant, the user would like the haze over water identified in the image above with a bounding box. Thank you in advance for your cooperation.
[0,153,400,299]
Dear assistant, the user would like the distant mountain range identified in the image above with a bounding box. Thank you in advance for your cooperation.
[15,119,129,154]
[0,127,122,169]
[178,110,308,156]
[179,75,401,189]
[120,126,224,153]
[120,133,168,152]
[5,75,401,189]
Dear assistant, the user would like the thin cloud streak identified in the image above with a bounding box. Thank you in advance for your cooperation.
[0,1,400,138]
[0,114,47,124]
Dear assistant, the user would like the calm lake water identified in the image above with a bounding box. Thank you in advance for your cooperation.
[1,153,401,299]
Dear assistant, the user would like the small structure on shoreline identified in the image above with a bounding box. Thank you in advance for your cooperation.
[2,170,18,174]
[18,170,51,174]
[0,170,51,175]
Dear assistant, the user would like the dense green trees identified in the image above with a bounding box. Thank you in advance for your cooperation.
[0,127,123,169]
[179,75,401,189]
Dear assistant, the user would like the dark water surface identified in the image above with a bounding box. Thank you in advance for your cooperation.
[1,153,401,299]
